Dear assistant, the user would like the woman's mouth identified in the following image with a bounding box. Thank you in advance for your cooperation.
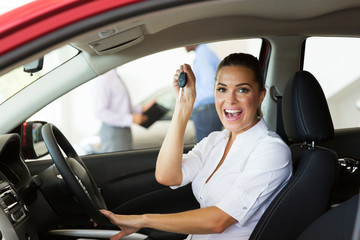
[224,108,242,121]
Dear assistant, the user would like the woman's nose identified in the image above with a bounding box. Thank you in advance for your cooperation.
[225,91,237,104]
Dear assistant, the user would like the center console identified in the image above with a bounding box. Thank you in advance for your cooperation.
[0,180,38,240]
[0,181,27,224]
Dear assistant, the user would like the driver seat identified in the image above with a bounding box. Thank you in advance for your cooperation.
[249,71,339,240]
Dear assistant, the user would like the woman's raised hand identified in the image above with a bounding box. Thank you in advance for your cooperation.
[173,64,196,106]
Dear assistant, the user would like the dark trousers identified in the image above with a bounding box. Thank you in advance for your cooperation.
[99,123,132,152]
[192,104,223,142]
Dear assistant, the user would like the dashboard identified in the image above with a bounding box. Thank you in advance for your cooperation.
[0,134,38,240]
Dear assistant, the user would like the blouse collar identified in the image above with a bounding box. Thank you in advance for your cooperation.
[216,118,269,146]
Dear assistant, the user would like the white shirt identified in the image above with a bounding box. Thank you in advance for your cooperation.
[172,119,292,240]
[93,69,142,127]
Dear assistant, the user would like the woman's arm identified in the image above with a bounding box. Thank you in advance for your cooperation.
[100,207,237,240]
[155,64,196,186]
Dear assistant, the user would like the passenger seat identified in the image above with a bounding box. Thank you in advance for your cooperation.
[250,71,339,240]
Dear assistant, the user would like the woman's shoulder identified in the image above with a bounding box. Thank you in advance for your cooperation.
[249,132,292,169]
[260,127,287,145]
[256,130,291,155]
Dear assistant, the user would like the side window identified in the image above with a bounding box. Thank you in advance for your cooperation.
[304,37,360,129]
[28,39,262,155]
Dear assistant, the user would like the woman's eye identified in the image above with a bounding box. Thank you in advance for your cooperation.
[217,88,226,93]
[238,88,249,93]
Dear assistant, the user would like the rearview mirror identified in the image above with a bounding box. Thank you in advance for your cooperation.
[22,121,48,159]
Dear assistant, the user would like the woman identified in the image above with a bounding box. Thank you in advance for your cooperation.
[98,53,292,240]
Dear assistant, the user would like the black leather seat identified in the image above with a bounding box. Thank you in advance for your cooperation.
[249,71,339,240]
[297,194,359,240]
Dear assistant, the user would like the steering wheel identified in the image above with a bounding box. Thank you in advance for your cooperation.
[41,123,109,225]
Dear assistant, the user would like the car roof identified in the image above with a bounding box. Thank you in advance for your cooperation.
[0,0,142,55]
[1,0,360,74]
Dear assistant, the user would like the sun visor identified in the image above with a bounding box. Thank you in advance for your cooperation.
[89,26,144,55]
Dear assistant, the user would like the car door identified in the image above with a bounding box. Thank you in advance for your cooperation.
[25,141,198,240]
[26,146,199,215]
[81,147,199,215]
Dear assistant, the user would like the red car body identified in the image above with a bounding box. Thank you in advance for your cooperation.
[0,0,143,56]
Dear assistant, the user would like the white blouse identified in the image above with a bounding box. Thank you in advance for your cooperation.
[172,118,292,240]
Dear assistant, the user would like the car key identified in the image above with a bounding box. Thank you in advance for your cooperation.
[178,72,187,101]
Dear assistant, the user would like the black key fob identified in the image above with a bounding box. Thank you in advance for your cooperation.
[177,72,187,88]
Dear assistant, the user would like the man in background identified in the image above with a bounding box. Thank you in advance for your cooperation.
[185,44,223,142]
[93,69,152,152]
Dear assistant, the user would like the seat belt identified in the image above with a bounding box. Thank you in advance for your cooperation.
[276,95,289,144]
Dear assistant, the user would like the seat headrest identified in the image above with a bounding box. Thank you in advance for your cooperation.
[282,71,334,142]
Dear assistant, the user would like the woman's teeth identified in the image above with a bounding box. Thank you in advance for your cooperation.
[224,109,242,119]
[225,109,241,114]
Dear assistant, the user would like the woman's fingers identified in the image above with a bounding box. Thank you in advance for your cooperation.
[182,64,195,86]
[110,231,125,240]
[90,218,98,227]
[99,209,116,224]
[173,64,196,104]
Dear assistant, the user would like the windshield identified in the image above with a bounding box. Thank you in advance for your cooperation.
[0,45,79,104]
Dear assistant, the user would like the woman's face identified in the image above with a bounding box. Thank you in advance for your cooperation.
[215,65,265,137]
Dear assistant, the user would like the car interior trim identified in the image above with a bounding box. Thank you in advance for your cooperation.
[47,229,147,239]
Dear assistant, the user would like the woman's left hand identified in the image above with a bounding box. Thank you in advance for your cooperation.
[98,209,142,240]
[173,64,196,106]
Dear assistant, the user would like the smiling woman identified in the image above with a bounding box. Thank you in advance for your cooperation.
[106,54,293,240]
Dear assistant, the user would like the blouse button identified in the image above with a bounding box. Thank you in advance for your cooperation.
[243,207,247,210]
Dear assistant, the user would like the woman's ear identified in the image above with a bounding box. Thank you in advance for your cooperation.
[259,88,266,106]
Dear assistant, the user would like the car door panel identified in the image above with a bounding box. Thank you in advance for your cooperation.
[27,146,199,215]
[83,147,199,213]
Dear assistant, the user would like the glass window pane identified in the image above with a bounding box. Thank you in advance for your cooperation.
[28,39,263,155]
[304,37,360,129]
